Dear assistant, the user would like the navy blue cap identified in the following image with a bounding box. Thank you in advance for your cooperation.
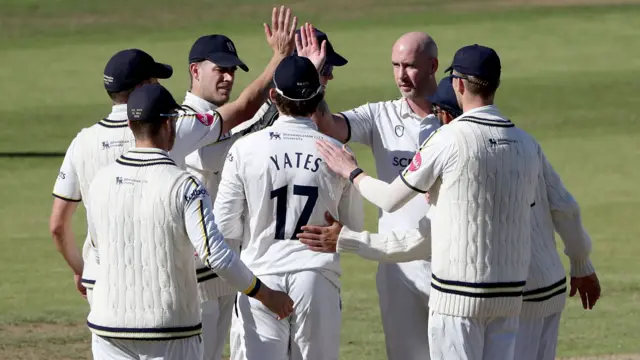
[273,55,323,101]
[445,44,501,82]
[294,28,348,67]
[127,84,181,122]
[189,35,249,72]
[103,49,173,93]
[428,76,462,118]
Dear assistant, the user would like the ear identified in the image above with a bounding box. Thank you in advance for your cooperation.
[268,88,277,102]
[189,63,200,82]
[431,58,439,75]
[453,77,464,95]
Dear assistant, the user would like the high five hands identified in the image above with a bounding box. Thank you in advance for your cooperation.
[295,23,327,72]
[264,6,298,57]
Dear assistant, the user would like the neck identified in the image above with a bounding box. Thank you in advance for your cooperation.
[405,97,432,118]
[135,139,168,151]
[189,86,204,100]
[462,96,494,113]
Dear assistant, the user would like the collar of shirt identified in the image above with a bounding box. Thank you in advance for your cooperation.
[183,91,218,113]
[275,115,318,131]
[454,105,510,123]
[398,97,432,121]
[126,147,172,159]
[107,104,128,120]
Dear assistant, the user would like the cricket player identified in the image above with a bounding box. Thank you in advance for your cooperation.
[300,75,602,360]
[180,33,254,360]
[214,51,364,360]
[49,48,173,305]
[315,44,548,360]
[181,26,348,360]
[296,28,441,359]
[85,83,294,360]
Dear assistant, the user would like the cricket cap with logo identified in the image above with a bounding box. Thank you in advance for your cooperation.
[445,44,501,83]
[293,28,348,67]
[127,83,181,122]
[273,55,323,101]
[103,49,173,93]
[428,75,462,118]
[189,34,249,72]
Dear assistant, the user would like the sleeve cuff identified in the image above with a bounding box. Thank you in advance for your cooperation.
[570,258,596,277]
[339,112,352,143]
[243,277,262,297]
[52,193,81,202]
[336,226,365,253]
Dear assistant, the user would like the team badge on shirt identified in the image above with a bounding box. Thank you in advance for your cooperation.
[408,152,422,172]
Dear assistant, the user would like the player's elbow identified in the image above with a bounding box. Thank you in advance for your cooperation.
[49,219,69,247]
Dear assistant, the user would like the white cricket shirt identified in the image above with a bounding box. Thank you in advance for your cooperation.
[52,104,135,290]
[170,93,224,169]
[340,98,440,235]
[213,116,365,286]
[85,148,260,339]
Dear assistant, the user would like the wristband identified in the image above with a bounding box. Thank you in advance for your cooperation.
[349,168,364,183]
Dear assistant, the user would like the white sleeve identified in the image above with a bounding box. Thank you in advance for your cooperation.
[399,128,458,193]
[543,152,595,277]
[337,180,365,232]
[180,176,261,296]
[337,215,431,263]
[340,103,378,146]
[170,110,223,162]
[52,137,82,202]
[212,144,245,240]
[354,129,457,213]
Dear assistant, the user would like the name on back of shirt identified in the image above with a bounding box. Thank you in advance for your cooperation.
[270,152,322,173]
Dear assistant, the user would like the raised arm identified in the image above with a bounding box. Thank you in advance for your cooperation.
[181,176,293,319]
[295,23,372,144]
[216,6,297,134]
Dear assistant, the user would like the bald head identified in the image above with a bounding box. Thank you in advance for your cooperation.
[393,32,438,60]
[391,32,439,102]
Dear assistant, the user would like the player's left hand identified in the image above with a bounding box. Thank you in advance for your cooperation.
[316,139,358,179]
[295,23,327,72]
[264,6,298,57]
[297,212,342,253]
[570,273,601,310]
[74,274,87,299]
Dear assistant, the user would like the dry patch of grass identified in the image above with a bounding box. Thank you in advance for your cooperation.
[0,323,91,360]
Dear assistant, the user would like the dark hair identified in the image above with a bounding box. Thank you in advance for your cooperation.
[128,118,167,140]
[107,88,135,103]
[273,91,324,117]
[463,75,500,98]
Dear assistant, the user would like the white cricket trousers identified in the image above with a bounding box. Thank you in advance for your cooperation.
[230,270,341,360]
[91,334,202,360]
[376,261,432,360]
[515,312,562,360]
[201,294,236,360]
[428,310,519,360]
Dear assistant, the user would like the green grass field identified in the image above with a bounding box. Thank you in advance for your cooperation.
[1,0,639,359]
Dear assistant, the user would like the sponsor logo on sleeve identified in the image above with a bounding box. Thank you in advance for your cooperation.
[196,113,214,126]
[185,187,209,202]
[408,152,422,172]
